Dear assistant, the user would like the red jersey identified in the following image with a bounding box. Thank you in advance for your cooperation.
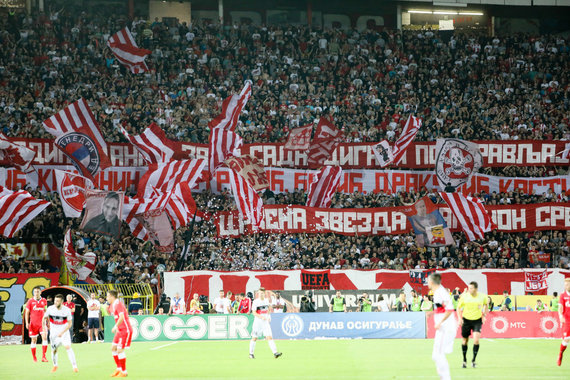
[63,301,75,315]
[109,299,132,333]
[238,298,251,314]
[560,291,570,320]
[26,298,47,324]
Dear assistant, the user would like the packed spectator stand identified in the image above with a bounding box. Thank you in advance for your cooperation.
[0,8,568,285]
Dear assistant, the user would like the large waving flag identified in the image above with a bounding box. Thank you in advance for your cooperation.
[137,159,205,198]
[392,115,422,166]
[0,133,36,173]
[164,182,199,229]
[224,155,268,191]
[439,192,496,241]
[63,229,97,281]
[401,196,454,248]
[208,81,252,132]
[120,123,175,164]
[435,138,483,192]
[307,117,342,169]
[208,128,242,178]
[0,186,50,237]
[306,166,343,208]
[122,194,170,241]
[43,99,112,180]
[229,170,264,230]
[54,170,94,218]
[107,27,151,74]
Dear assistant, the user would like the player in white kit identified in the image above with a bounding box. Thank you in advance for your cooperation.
[428,273,457,380]
[42,294,78,373]
[249,288,282,359]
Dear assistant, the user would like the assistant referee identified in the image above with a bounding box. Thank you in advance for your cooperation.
[457,281,488,368]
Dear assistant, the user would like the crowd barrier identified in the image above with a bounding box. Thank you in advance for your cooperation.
[75,283,154,314]
[104,311,559,342]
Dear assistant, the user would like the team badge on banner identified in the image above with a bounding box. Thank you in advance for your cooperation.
[524,270,549,294]
[435,138,483,191]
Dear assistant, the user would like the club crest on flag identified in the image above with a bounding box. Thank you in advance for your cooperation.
[60,174,87,214]
[435,139,482,190]
[56,131,101,177]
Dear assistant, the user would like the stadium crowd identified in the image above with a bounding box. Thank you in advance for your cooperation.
[0,9,569,282]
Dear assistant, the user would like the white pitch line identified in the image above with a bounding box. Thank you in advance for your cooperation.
[150,341,179,351]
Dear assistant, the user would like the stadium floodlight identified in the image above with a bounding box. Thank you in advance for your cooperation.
[459,12,484,15]
[433,2,468,7]
[433,11,458,15]
[408,10,433,14]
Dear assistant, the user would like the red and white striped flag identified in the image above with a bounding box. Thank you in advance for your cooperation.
[208,81,252,132]
[107,27,151,74]
[392,115,422,166]
[137,159,205,198]
[0,186,50,238]
[307,117,342,169]
[0,133,36,173]
[208,128,242,178]
[164,182,199,229]
[439,192,496,241]
[120,123,175,164]
[229,170,264,230]
[63,229,97,281]
[306,166,343,208]
[43,99,112,180]
[122,194,170,241]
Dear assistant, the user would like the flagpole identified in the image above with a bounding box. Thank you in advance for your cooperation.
[177,209,198,271]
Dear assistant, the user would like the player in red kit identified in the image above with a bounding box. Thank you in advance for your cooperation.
[24,286,48,362]
[239,292,252,314]
[107,290,132,377]
[557,278,570,366]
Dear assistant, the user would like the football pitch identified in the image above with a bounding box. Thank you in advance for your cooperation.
[0,339,566,379]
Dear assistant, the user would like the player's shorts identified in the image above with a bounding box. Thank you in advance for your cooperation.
[461,318,483,338]
[251,318,273,338]
[433,318,457,358]
[88,317,100,329]
[50,330,72,349]
[112,330,132,350]
[28,322,44,338]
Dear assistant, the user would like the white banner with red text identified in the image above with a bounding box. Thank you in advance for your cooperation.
[1,139,569,169]
[427,311,562,339]
[3,165,568,197]
[214,203,570,237]
[164,269,570,304]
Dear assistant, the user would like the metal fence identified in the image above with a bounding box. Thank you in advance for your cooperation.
[74,283,154,314]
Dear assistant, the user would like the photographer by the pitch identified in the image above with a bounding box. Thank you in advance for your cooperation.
[299,291,316,312]
[359,293,373,312]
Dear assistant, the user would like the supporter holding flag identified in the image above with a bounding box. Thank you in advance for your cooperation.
[391,115,422,166]
[284,124,313,151]
[439,192,496,241]
[0,132,36,173]
[228,169,264,231]
[120,123,176,164]
[306,166,343,208]
[0,186,50,238]
[307,117,342,169]
[107,27,151,74]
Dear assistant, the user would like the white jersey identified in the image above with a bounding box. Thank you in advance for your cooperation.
[213,297,230,314]
[170,297,186,314]
[272,297,285,313]
[432,286,456,326]
[252,298,270,316]
[45,305,72,334]
[87,299,100,318]
[251,298,272,338]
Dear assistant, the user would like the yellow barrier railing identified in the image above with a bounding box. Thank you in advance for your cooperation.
[488,294,556,311]
[74,283,154,315]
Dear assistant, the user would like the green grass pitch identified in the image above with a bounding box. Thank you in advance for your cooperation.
[0,339,567,379]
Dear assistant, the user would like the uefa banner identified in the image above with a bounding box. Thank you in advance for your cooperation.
[215,203,570,237]
[269,312,426,340]
[103,314,255,342]
[426,312,561,339]
[0,273,60,336]
[1,138,569,169]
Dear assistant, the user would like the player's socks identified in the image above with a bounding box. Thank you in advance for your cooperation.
[118,352,126,373]
[66,348,77,368]
[461,344,468,362]
[268,340,278,354]
[42,342,48,358]
[52,350,58,367]
[31,344,37,361]
[472,344,480,362]
[113,353,121,370]
[249,340,256,355]
[558,343,567,366]
[434,355,451,380]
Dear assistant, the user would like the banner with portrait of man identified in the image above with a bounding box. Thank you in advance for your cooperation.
[135,209,174,253]
[401,196,454,248]
[80,190,124,239]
